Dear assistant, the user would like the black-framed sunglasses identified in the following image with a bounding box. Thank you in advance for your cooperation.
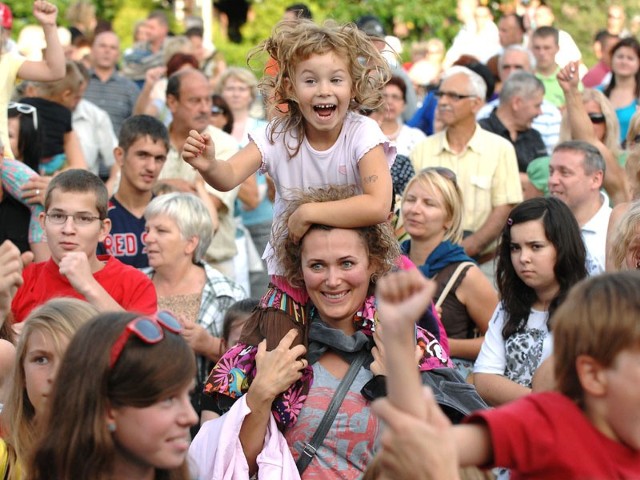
[8,102,38,130]
[109,311,183,369]
[588,113,606,124]
[434,90,476,101]
[420,166,458,185]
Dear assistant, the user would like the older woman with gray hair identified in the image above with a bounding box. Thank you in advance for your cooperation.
[142,192,246,429]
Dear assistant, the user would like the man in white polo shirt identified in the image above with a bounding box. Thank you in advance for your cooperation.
[549,140,611,275]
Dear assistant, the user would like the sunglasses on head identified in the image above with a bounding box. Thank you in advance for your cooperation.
[588,113,606,124]
[109,311,182,369]
[8,102,38,130]
[421,166,458,185]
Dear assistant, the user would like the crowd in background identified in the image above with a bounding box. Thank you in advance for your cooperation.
[1,0,640,478]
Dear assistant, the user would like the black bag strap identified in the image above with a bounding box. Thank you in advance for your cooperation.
[295,349,369,475]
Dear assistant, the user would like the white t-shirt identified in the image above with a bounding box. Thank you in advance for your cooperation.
[581,193,612,276]
[250,111,396,274]
[474,303,553,388]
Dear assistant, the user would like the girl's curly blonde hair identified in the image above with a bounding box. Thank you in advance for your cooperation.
[249,19,391,158]
[271,185,400,289]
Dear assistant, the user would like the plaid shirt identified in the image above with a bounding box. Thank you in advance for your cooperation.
[197,262,247,337]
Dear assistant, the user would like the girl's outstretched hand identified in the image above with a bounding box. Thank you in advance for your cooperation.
[182,129,217,173]
[33,0,58,26]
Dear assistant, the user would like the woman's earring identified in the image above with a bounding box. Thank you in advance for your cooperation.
[107,422,116,433]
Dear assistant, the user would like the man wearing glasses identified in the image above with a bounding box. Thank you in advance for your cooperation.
[11,169,157,323]
[411,66,522,265]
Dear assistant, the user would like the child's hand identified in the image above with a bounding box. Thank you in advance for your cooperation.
[287,204,311,244]
[183,129,216,173]
[33,0,58,26]
[375,269,436,339]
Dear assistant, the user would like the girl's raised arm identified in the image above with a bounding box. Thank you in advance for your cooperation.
[183,130,263,191]
[286,145,392,243]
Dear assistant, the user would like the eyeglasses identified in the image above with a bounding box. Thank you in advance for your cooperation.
[434,90,477,101]
[109,311,182,369]
[211,105,226,115]
[421,166,458,185]
[8,102,38,130]
[588,113,606,124]
[45,212,103,226]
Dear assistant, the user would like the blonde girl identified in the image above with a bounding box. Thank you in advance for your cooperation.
[0,298,98,480]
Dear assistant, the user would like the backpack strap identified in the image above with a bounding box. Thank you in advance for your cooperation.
[435,262,475,309]
[295,349,369,474]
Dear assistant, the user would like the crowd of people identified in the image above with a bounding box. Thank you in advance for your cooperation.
[1,0,640,478]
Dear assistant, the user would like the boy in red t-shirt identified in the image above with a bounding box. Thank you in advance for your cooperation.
[370,269,640,479]
[11,169,157,322]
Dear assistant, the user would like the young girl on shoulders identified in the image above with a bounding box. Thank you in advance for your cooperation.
[473,197,588,406]
[28,311,198,480]
[184,19,394,245]
[183,20,394,353]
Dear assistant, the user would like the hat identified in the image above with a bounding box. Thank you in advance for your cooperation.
[0,2,13,30]
[355,15,385,39]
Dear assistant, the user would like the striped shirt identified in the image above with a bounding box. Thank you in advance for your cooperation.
[84,69,140,135]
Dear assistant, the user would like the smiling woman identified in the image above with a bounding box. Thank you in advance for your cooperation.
[29,311,198,480]
[191,185,487,479]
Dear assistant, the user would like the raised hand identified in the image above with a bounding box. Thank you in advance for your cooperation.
[33,0,58,26]
[375,269,436,338]
[556,60,580,93]
[182,129,217,174]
